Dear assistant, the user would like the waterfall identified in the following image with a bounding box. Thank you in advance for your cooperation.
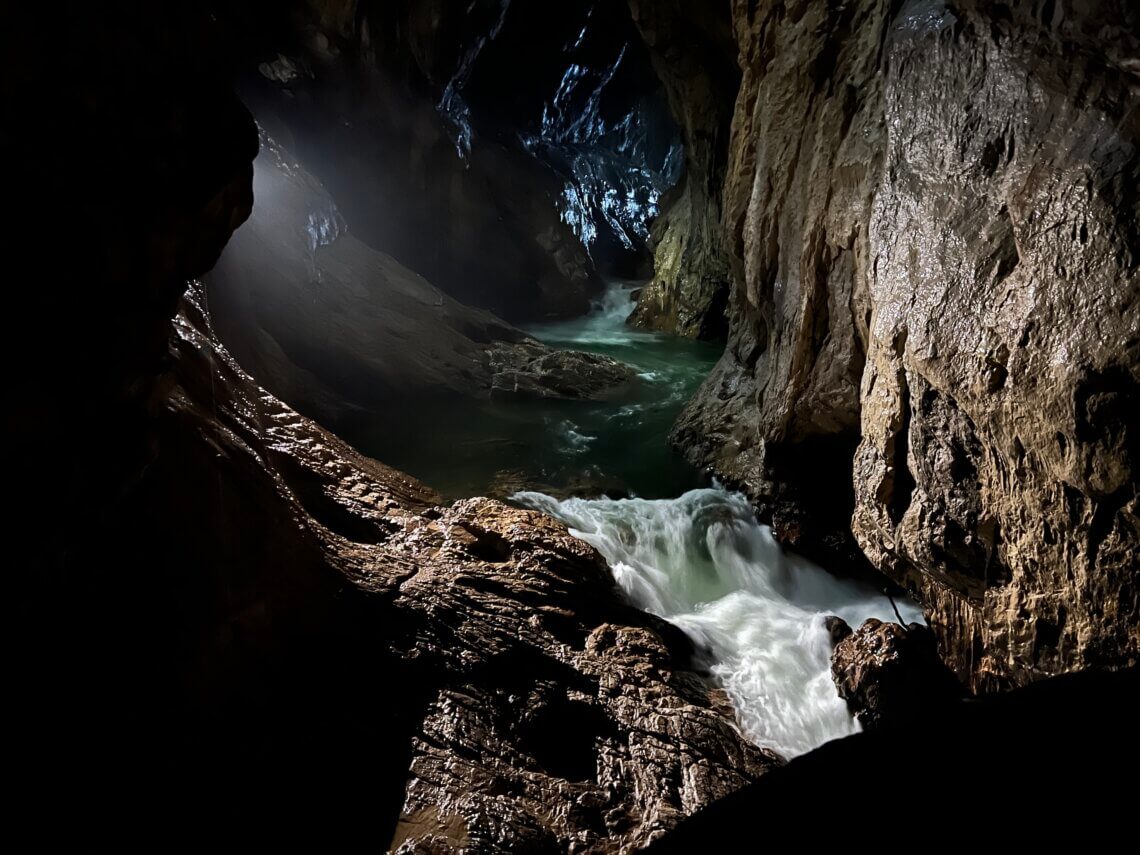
[515,486,924,758]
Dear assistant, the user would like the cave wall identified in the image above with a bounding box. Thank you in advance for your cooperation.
[627,0,740,340]
[675,0,1139,689]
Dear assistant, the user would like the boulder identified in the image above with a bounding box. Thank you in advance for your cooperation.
[831,618,965,729]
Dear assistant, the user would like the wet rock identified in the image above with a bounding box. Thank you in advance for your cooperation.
[673,0,1140,689]
[489,341,635,401]
[823,616,853,647]
[831,619,965,729]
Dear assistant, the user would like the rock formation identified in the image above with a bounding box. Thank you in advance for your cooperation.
[6,7,770,845]
[674,0,1140,690]
[159,284,777,847]
[831,618,965,729]
[207,129,635,433]
[626,0,739,340]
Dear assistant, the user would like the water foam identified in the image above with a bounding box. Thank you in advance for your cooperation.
[514,486,923,758]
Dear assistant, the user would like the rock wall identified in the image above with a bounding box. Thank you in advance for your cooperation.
[675,0,1140,689]
[627,0,739,340]
[220,0,603,322]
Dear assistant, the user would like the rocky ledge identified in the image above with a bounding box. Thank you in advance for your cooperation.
[154,283,774,847]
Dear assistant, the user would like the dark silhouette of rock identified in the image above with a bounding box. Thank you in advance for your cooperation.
[646,667,1140,852]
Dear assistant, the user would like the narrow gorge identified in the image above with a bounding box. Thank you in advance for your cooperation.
[6,0,1138,849]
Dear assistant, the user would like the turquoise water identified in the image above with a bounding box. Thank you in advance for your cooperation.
[364,281,722,499]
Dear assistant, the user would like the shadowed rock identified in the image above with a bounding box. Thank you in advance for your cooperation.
[831,618,966,729]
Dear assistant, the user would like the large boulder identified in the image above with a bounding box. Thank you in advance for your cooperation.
[831,618,965,729]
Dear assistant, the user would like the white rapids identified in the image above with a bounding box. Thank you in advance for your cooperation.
[515,486,924,758]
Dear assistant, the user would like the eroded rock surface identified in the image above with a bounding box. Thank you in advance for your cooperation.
[626,0,739,340]
[674,0,1140,689]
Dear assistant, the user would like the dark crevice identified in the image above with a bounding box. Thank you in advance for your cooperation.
[889,373,916,527]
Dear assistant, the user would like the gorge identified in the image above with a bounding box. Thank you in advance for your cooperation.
[6,0,1138,850]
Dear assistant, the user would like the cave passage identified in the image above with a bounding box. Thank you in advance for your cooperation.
[203,0,928,766]
[12,0,1140,845]
[352,277,921,759]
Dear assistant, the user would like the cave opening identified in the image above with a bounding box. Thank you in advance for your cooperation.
[206,0,721,502]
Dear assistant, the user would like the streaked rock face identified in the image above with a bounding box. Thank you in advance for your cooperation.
[675,0,1139,690]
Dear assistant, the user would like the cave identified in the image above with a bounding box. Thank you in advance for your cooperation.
[5,0,1138,848]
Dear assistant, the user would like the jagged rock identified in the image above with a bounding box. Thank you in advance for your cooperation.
[207,130,635,428]
[673,0,1140,689]
[831,619,965,729]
